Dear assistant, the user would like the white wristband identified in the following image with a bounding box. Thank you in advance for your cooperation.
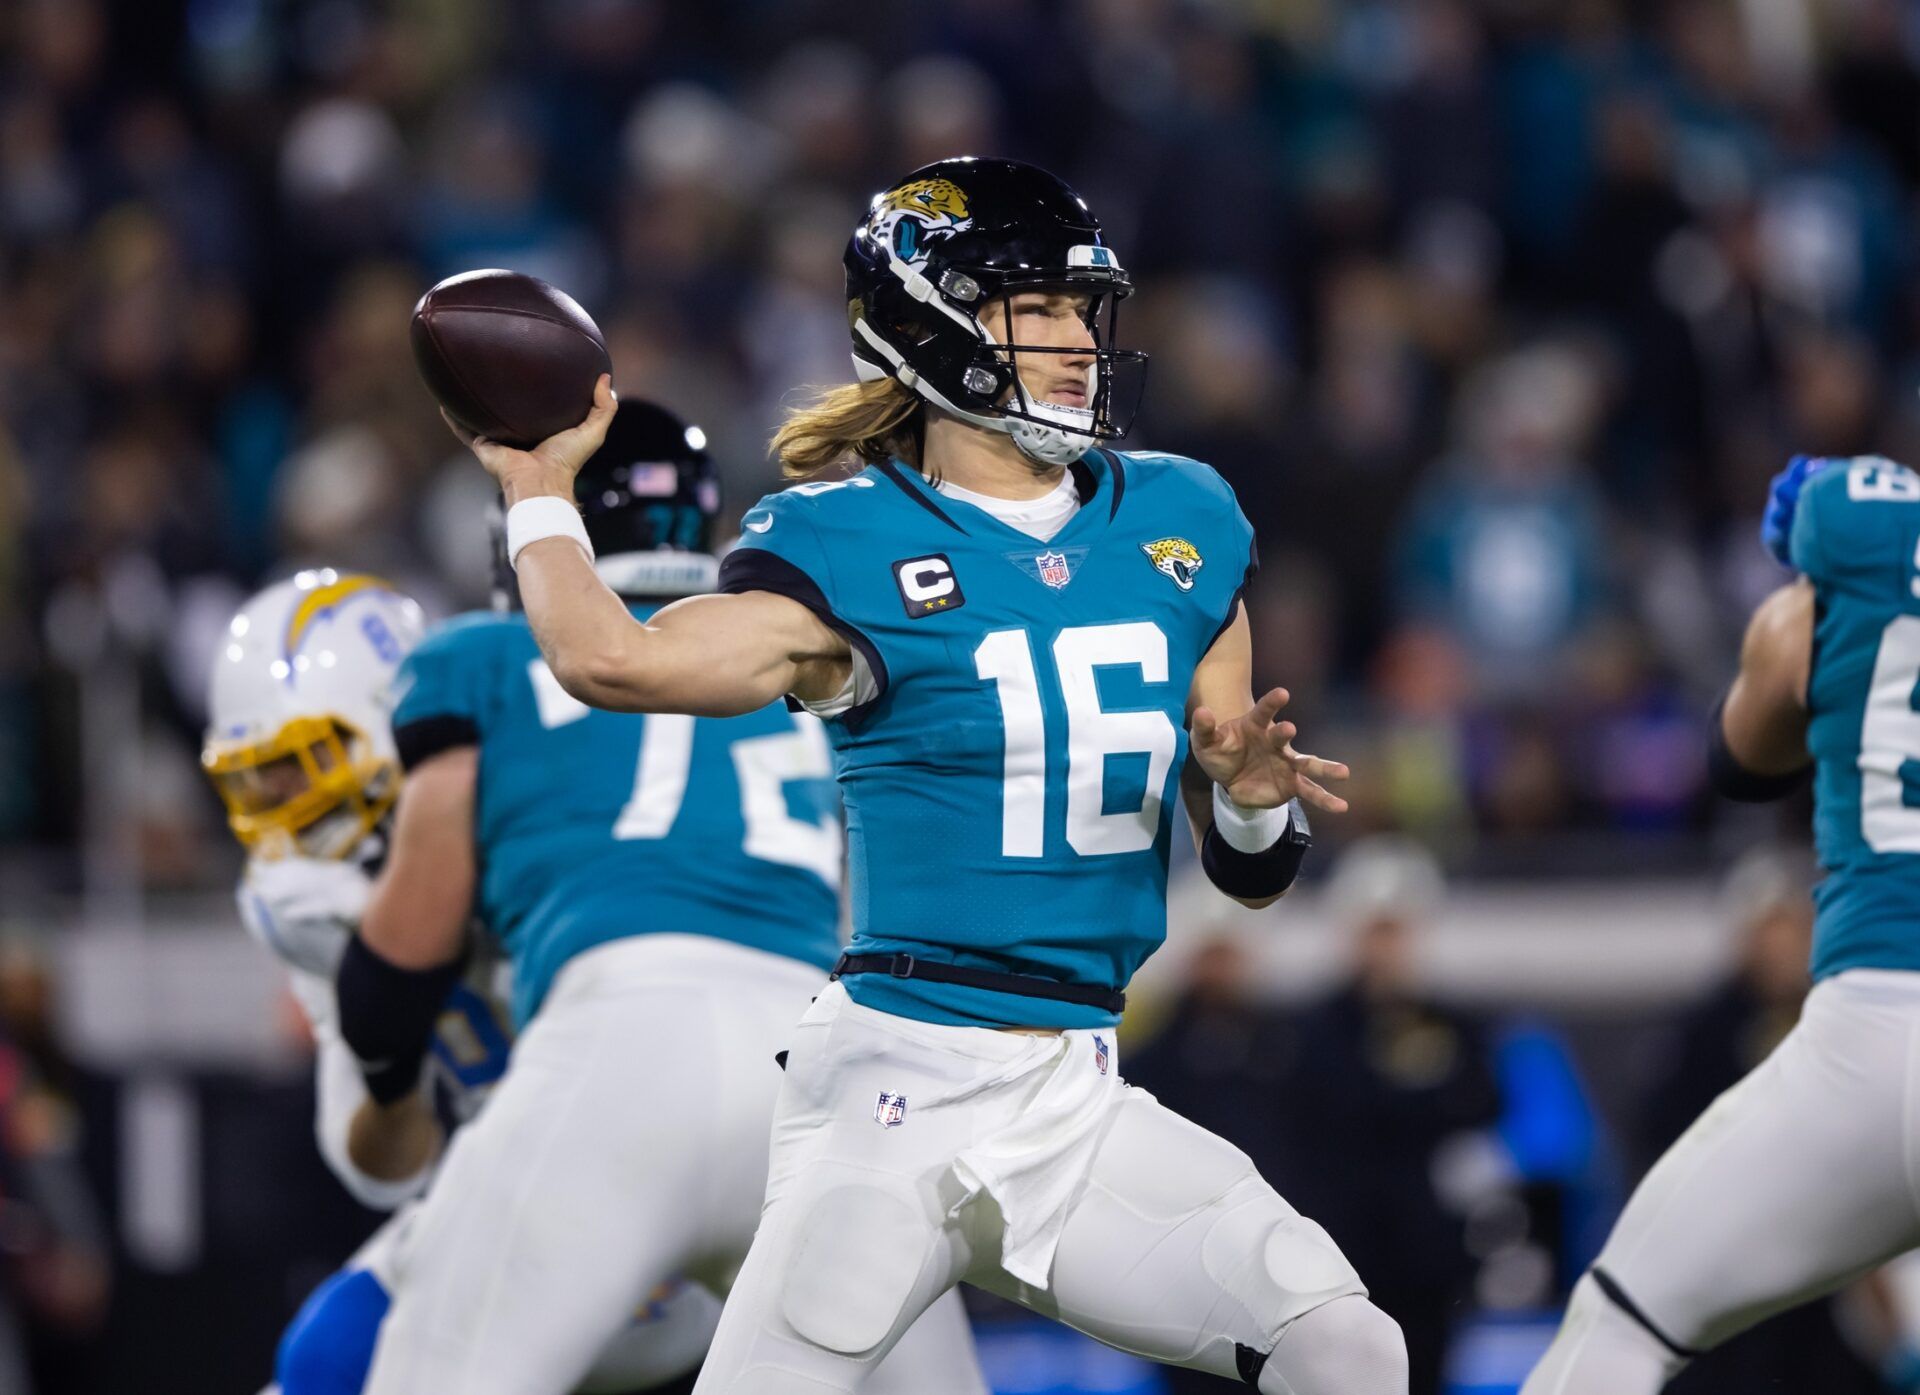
[1211,784,1293,854]
[505,496,594,569]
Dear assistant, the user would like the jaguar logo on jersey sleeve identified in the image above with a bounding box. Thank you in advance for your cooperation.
[1140,537,1204,591]
[868,177,973,263]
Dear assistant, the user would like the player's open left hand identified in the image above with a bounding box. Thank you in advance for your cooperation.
[445,373,617,503]
[1190,687,1350,815]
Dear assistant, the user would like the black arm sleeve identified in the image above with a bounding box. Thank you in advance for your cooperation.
[1706,692,1810,803]
[1200,800,1312,899]
[336,936,465,1105]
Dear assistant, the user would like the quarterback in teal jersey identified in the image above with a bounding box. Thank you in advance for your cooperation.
[720,446,1257,1030]
[1523,454,1920,1395]
[466,158,1407,1395]
[334,401,985,1395]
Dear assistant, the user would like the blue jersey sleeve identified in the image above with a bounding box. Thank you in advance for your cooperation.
[390,615,509,770]
[1191,460,1259,650]
[718,489,839,609]
[1118,451,1259,651]
[718,485,889,714]
[1790,456,1920,601]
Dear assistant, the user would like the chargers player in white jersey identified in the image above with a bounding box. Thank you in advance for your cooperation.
[203,569,722,1395]
[334,399,985,1395]
[203,569,445,1212]
[456,158,1408,1395]
[1521,452,1920,1393]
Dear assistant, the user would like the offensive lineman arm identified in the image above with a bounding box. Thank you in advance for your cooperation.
[237,860,434,1206]
[338,748,482,1183]
[1182,603,1350,908]
[1712,579,1813,793]
[282,967,435,1209]
[451,377,850,715]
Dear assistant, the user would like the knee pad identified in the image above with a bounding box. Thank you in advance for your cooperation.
[276,1268,390,1395]
[1201,1173,1366,1359]
[780,1184,935,1357]
[1259,1295,1407,1395]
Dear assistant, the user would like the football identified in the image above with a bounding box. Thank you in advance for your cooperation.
[410,269,612,449]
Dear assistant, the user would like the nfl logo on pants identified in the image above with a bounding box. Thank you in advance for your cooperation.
[873,1091,908,1128]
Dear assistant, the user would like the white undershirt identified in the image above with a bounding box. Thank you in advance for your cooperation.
[935,473,1081,542]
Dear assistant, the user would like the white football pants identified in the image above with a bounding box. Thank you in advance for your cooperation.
[350,1206,722,1393]
[689,982,1403,1395]
[361,936,987,1395]
[1523,969,1920,1395]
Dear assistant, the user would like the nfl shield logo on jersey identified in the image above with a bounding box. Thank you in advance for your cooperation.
[1036,550,1072,589]
[873,1091,909,1128]
[1093,1034,1110,1076]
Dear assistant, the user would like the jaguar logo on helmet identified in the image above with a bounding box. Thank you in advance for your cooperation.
[1141,537,1204,591]
[845,158,1150,469]
[869,176,973,264]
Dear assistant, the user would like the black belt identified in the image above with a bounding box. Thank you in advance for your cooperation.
[832,953,1125,1015]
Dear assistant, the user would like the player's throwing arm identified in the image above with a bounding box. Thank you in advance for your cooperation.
[450,376,853,719]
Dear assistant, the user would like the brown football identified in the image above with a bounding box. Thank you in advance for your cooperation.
[410,269,612,449]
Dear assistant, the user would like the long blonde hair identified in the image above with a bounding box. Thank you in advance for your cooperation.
[771,378,923,478]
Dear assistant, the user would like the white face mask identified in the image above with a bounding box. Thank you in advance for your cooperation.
[1002,398,1097,467]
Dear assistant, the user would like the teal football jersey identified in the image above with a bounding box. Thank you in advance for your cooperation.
[1791,457,1920,979]
[391,606,843,1025]
[719,450,1257,1029]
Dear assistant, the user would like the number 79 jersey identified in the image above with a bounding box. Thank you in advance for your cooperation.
[719,450,1257,1029]
[390,606,843,1026]
[1792,458,1920,980]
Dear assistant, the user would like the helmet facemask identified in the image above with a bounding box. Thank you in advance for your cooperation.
[959,281,1147,467]
[854,256,1147,468]
[202,713,398,860]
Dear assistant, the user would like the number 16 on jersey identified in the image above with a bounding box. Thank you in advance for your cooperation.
[974,621,1178,859]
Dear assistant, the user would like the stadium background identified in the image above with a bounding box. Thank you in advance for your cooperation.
[3,0,1919,1390]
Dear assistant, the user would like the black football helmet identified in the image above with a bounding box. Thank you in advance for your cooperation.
[490,398,721,610]
[845,156,1147,466]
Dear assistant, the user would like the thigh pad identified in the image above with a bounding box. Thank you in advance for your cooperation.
[781,1181,937,1357]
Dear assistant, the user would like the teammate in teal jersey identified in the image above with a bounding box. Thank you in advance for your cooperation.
[388,560,842,1028]
[1522,453,1920,1394]
[463,158,1406,1395]
[334,400,986,1395]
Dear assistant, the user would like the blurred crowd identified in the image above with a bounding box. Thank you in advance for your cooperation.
[11,6,1920,1389]
[7,0,1920,891]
